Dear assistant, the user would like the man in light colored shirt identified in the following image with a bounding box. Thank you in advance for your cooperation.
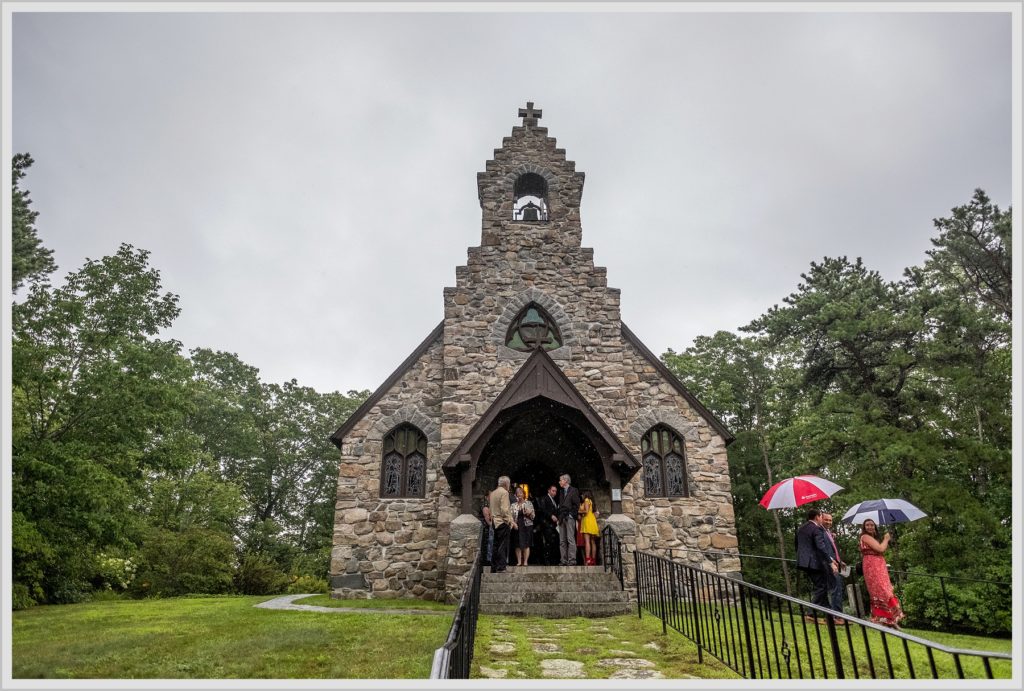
[821,513,846,624]
[488,476,512,573]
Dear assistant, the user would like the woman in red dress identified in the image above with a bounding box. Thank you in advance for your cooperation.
[859,519,905,629]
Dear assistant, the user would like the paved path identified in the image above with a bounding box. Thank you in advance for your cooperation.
[254,594,451,616]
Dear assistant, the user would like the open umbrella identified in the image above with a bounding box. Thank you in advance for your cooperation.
[759,475,845,510]
[840,498,927,526]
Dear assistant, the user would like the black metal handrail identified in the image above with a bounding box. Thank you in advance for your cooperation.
[634,550,1011,680]
[667,546,1011,631]
[668,546,1011,587]
[600,525,624,589]
[430,529,486,679]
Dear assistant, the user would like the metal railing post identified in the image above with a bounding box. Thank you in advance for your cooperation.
[738,583,758,679]
[656,554,667,634]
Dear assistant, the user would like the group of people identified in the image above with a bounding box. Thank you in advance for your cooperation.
[796,508,905,629]
[480,473,601,573]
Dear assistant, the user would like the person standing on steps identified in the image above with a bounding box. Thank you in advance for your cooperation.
[578,490,600,566]
[556,473,581,566]
[534,484,561,565]
[510,485,535,566]
[489,476,512,573]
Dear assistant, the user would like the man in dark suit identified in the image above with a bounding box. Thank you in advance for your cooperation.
[795,508,839,621]
[533,484,561,565]
[556,473,581,566]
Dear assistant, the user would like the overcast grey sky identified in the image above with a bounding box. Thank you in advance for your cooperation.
[10,8,1014,395]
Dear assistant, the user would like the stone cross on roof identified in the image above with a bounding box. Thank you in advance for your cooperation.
[518,101,542,126]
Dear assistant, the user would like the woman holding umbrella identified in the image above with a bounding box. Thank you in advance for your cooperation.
[859,519,905,629]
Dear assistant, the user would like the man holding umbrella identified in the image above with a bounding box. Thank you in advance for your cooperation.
[795,508,839,622]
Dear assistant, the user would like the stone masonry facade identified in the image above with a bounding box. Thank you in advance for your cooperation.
[330,105,740,602]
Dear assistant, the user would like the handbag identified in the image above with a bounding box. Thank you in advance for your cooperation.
[576,523,584,547]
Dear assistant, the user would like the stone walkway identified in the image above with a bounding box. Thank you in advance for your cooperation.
[476,620,701,679]
[254,594,451,616]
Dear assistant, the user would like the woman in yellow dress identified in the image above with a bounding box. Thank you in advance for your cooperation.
[578,491,600,566]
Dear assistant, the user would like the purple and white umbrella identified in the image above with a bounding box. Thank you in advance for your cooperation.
[840,498,927,526]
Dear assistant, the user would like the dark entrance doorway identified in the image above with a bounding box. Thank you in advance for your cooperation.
[474,398,609,565]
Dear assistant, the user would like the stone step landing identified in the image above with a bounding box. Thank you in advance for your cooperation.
[480,566,632,617]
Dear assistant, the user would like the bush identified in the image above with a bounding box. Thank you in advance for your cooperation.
[234,553,290,595]
[286,574,328,595]
[11,583,37,610]
[132,527,236,597]
[900,570,1011,636]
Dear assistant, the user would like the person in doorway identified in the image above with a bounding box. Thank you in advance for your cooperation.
[821,513,846,624]
[795,508,838,622]
[488,476,512,573]
[859,519,905,629]
[534,484,561,565]
[510,486,535,566]
[556,473,581,566]
[578,490,600,566]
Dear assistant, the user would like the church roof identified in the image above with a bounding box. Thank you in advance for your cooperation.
[621,322,734,444]
[441,347,641,481]
[329,320,734,448]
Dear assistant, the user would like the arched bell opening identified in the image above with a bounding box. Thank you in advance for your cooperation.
[512,173,549,221]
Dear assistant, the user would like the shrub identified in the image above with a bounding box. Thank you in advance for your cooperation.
[132,527,236,597]
[900,570,1011,636]
[234,553,290,595]
[287,574,328,595]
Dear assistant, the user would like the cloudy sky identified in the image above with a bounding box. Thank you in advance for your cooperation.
[10,7,1014,395]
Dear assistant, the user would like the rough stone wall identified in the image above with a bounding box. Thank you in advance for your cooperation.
[330,335,460,600]
[619,337,741,576]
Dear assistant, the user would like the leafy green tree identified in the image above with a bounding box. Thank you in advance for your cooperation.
[11,244,192,603]
[11,154,56,290]
[188,348,368,577]
[664,332,803,592]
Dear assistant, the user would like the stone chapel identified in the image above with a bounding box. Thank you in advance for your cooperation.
[329,103,740,601]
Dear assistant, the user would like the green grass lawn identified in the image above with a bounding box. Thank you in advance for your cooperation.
[12,595,453,679]
[293,594,453,611]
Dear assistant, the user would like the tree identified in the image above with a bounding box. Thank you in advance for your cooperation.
[188,348,368,577]
[11,244,192,603]
[664,332,803,592]
[11,154,56,290]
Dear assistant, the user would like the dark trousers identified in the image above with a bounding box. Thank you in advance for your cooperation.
[541,526,560,565]
[830,572,845,614]
[805,567,833,610]
[491,523,510,572]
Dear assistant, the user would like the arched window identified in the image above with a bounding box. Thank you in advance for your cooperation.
[380,424,428,498]
[505,303,562,352]
[512,173,549,221]
[642,425,689,498]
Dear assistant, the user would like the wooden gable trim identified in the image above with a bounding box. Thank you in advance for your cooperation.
[329,321,444,449]
[620,322,735,445]
[442,347,640,471]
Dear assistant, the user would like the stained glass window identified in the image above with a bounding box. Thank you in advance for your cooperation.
[379,424,428,498]
[505,303,562,352]
[641,425,690,498]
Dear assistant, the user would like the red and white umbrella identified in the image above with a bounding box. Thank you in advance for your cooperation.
[759,475,845,510]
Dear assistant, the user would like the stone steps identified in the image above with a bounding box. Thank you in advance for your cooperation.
[480,590,629,604]
[480,565,632,618]
[479,602,635,617]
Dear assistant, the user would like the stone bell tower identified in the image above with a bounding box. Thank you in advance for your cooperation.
[329,103,739,603]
